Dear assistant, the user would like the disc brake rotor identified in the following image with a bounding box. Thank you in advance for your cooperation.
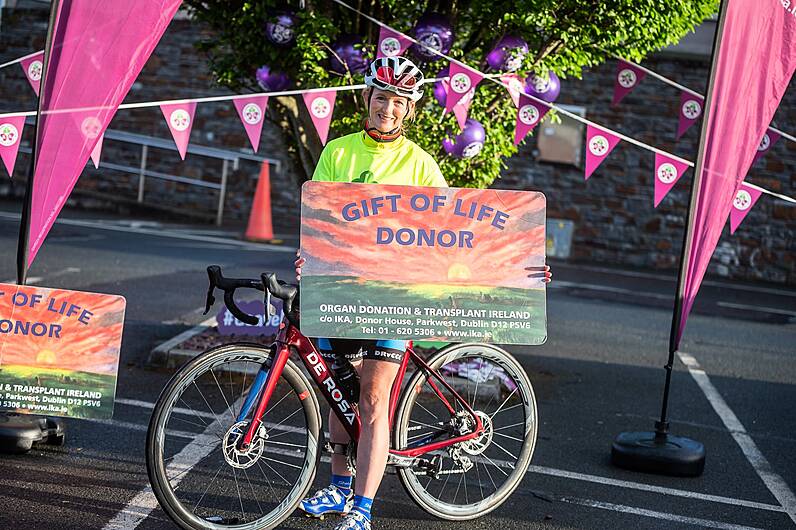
[222,421,266,469]
[461,411,493,455]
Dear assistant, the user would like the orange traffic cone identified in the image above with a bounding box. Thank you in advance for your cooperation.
[245,162,275,242]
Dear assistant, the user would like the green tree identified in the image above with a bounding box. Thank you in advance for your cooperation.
[186,0,717,188]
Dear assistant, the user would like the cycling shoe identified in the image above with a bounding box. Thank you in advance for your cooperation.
[299,485,353,519]
[332,510,371,530]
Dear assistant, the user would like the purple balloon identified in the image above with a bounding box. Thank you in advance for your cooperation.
[443,119,486,159]
[265,11,297,46]
[329,34,369,75]
[256,65,291,92]
[411,13,454,61]
[525,71,561,102]
[433,67,448,107]
[486,35,528,72]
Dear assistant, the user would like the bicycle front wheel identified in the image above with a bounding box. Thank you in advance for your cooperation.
[146,343,321,530]
[394,343,538,521]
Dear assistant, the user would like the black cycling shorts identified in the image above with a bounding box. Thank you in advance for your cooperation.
[315,338,407,365]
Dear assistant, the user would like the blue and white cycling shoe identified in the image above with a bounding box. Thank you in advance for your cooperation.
[298,485,353,519]
[332,510,371,530]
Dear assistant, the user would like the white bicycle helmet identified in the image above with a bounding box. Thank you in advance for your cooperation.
[364,56,425,101]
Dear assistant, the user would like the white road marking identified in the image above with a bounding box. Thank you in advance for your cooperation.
[551,280,671,300]
[679,351,796,525]
[110,398,785,516]
[2,268,80,286]
[569,264,796,298]
[0,210,294,253]
[1,276,42,285]
[717,301,796,318]
[529,465,785,513]
[560,496,767,530]
[149,316,216,358]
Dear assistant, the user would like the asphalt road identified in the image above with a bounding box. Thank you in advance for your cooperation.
[0,205,793,530]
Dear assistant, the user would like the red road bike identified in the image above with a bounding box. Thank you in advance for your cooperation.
[146,266,538,529]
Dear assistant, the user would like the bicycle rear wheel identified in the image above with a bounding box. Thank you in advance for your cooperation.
[393,343,537,520]
[146,343,321,530]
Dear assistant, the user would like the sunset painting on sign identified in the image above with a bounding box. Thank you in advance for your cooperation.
[0,284,126,419]
[300,182,547,344]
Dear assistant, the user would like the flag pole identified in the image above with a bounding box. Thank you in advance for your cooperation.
[1,0,67,455]
[16,0,60,285]
[610,1,729,477]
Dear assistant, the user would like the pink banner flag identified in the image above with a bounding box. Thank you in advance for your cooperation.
[303,91,337,145]
[0,115,26,177]
[514,94,549,145]
[19,52,44,97]
[653,153,690,207]
[729,183,763,234]
[26,0,182,268]
[445,62,483,122]
[584,124,621,180]
[452,87,476,130]
[676,91,704,140]
[612,60,647,106]
[89,133,103,169]
[500,73,524,108]
[160,102,197,160]
[752,128,781,164]
[675,0,796,346]
[233,96,269,152]
[376,27,413,59]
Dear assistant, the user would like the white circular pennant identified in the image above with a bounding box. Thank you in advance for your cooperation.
[81,117,102,139]
[380,37,401,57]
[682,99,702,120]
[242,103,263,125]
[588,134,610,157]
[0,123,20,147]
[733,189,753,211]
[758,133,771,152]
[519,104,541,126]
[461,142,483,159]
[617,68,637,88]
[531,75,551,93]
[170,109,191,131]
[657,162,678,184]
[28,60,43,81]
[450,73,472,94]
[311,97,331,119]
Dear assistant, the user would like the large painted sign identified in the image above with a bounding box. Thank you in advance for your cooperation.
[0,284,125,419]
[300,182,547,344]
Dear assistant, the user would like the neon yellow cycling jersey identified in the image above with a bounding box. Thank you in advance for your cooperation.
[312,131,448,187]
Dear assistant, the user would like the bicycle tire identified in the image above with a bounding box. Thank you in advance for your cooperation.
[393,343,538,521]
[146,343,322,530]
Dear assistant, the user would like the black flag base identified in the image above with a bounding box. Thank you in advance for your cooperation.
[611,429,705,477]
[0,413,65,454]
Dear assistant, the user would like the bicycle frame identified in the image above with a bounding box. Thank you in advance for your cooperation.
[236,320,484,459]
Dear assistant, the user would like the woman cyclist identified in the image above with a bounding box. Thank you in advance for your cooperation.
[295,56,550,530]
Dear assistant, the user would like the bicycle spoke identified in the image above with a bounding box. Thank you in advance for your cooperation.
[261,454,303,470]
[409,419,445,431]
[209,367,236,423]
[492,421,524,432]
[415,401,442,422]
[242,467,265,516]
[493,431,524,442]
[490,439,519,462]
[490,402,523,418]
[193,460,225,515]
[255,459,280,501]
[481,457,499,491]
[231,466,246,521]
[453,472,464,504]
[177,397,210,428]
[480,452,510,478]
[192,381,222,426]
[489,388,518,420]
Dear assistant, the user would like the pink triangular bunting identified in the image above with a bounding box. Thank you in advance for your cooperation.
[585,125,621,180]
[303,91,336,145]
[376,27,413,59]
[653,153,690,207]
[0,115,26,177]
[676,91,704,140]
[514,94,550,145]
[612,60,647,106]
[752,128,781,164]
[445,62,483,120]
[500,73,524,108]
[234,96,269,152]
[90,133,103,168]
[729,183,763,234]
[160,102,197,160]
[20,52,44,97]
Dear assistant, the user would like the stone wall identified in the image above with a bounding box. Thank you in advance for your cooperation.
[1,8,793,283]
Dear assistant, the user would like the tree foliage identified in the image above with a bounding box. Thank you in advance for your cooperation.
[186,0,717,188]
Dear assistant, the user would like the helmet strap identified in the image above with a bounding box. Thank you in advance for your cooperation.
[363,118,401,142]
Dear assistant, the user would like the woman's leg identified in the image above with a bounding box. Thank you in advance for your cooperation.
[329,359,363,476]
[354,358,401,497]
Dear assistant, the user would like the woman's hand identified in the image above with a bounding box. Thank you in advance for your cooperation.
[294,249,306,281]
[525,264,553,283]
